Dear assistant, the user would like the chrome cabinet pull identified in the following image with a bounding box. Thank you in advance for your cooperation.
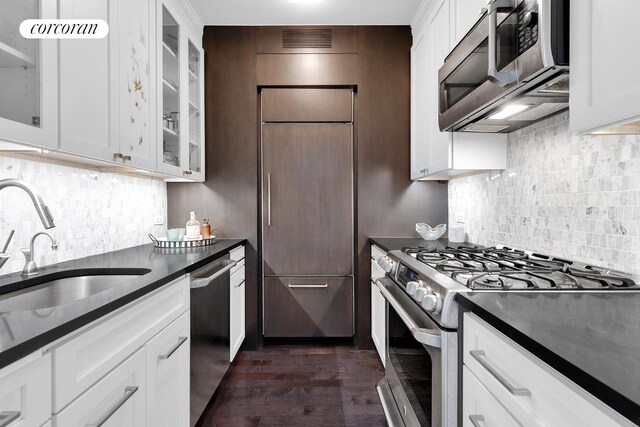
[113,152,123,159]
[234,280,245,288]
[190,260,237,289]
[375,279,441,348]
[470,350,531,396]
[122,154,132,161]
[85,386,138,427]
[0,412,20,427]
[158,336,188,360]
[288,284,328,288]
[469,414,486,427]
[267,173,272,226]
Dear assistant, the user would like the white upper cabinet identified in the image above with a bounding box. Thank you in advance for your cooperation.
[157,0,205,182]
[59,0,117,161]
[0,0,58,149]
[570,0,640,135]
[411,0,507,181]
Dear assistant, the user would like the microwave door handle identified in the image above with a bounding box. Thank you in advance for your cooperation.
[375,279,442,349]
[487,0,519,87]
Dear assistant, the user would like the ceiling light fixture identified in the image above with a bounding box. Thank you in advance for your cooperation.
[288,0,323,3]
[489,104,530,120]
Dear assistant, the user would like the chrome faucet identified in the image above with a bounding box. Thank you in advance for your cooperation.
[0,178,56,273]
[21,232,58,276]
[0,179,55,229]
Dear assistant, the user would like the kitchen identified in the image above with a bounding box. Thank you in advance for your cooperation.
[0,0,638,426]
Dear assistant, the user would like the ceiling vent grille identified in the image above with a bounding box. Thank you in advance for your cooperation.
[282,29,332,49]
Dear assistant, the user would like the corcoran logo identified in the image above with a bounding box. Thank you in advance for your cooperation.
[19,19,109,39]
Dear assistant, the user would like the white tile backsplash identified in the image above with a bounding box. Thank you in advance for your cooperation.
[449,112,640,279]
[0,156,167,275]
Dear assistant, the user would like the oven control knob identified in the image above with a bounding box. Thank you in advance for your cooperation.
[405,280,424,296]
[377,257,395,273]
[421,293,442,313]
[414,286,430,302]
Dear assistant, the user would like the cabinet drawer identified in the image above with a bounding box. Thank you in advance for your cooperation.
[462,366,520,427]
[230,245,245,262]
[264,277,353,337]
[463,313,632,427]
[230,273,246,362]
[0,352,51,427]
[231,266,245,290]
[54,348,145,426]
[371,245,386,261]
[51,276,190,411]
[231,259,244,280]
[371,260,386,280]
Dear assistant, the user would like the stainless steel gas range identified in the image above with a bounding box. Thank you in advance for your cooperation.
[374,243,638,427]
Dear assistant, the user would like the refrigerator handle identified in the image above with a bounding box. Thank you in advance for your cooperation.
[267,173,272,226]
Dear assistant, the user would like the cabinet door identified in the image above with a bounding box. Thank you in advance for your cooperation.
[410,30,431,180]
[54,348,145,427]
[570,0,640,134]
[264,277,353,337]
[145,310,190,427]
[370,280,385,366]
[230,266,245,361]
[59,0,118,161]
[425,0,453,176]
[116,0,156,169]
[0,0,57,149]
[453,0,486,45]
[185,36,205,182]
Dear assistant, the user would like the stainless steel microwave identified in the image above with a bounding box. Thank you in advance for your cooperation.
[439,0,569,133]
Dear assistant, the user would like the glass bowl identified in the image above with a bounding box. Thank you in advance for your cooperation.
[416,223,447,240]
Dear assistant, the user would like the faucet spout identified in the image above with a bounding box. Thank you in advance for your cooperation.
[21,231,57,276]
[0,179,55,229]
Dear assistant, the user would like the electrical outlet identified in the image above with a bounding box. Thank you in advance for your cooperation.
[455,213,466,224]
[153,215,165,226]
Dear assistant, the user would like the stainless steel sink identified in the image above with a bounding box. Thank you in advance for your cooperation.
[0,269,150,312]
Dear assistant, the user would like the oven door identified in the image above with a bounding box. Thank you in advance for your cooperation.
[376,278,457,427]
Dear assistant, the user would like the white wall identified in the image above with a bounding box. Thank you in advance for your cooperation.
[449,112,640,279]
[0,155,167,275]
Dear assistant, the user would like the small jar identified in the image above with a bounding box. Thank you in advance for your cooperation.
[202,219,211,239]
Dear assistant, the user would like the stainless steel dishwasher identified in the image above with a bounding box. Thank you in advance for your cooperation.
[189,254,237,426]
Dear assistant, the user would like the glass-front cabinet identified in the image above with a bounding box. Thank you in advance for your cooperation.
[157,1,205,181]
[0,0,58,148]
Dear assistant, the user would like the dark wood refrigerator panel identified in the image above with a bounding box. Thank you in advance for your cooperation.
[263,277,353,337]
[262,123,353,276]
[262,88,353,123]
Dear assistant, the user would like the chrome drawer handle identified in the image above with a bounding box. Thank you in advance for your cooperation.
[234,280,245,288]
[288,284,328,288]
[267,173,272,226]
[85,386,138,427]
[0,412,20,427]
[469,414,486,427]
[470,350,531,396]
[159,336,188,360]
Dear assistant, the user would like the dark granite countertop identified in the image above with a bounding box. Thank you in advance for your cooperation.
[0,239,246,369]
[369,237,477,252]
[458,292,640,424]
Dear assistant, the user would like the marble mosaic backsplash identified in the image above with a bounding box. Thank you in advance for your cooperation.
[0,156,167,275]
[449,112,640,279]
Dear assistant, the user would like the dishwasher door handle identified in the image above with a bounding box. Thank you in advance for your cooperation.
[190,260,237,289]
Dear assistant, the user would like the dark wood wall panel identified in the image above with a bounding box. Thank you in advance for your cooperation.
[257,26,358,54]
[355,26,448,349]
[167,27,260,349]
[262,88,353,122]
[257,54,358,86]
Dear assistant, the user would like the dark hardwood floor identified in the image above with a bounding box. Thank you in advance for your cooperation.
[198,345,387,426]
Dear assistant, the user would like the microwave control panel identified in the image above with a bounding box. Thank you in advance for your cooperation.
[518,0,539,54]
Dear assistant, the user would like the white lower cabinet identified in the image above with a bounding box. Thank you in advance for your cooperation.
[463,313,633,427]
[145,310,190,427]
[0,352,51,427]
[53,348,146,427]
[371,245,387,365]
[230,245,246,362]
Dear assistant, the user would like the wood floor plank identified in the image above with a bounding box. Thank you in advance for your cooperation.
[198,345,386,426]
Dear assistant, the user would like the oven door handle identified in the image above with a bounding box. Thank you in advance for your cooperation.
[375,279,442,349]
